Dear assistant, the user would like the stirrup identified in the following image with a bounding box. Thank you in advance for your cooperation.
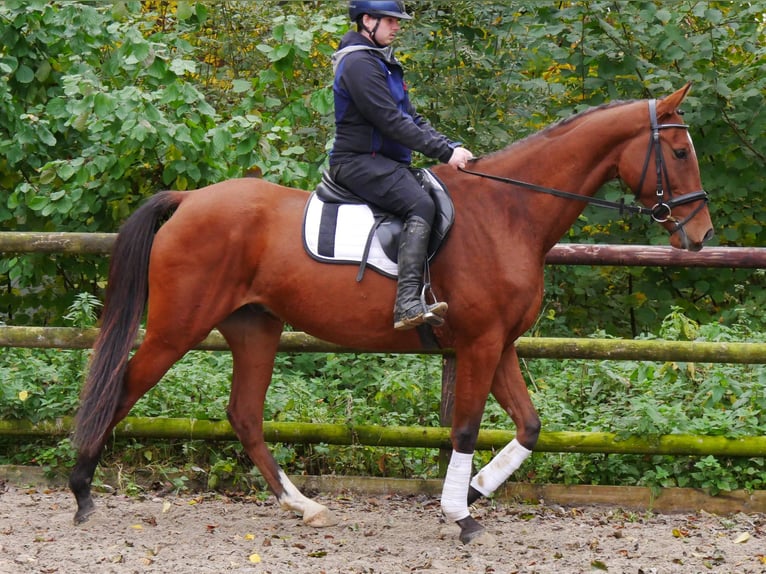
[420,283,447,327]
[393,301,447,331]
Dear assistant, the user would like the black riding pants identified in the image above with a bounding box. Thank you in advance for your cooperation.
[329,154,435,225]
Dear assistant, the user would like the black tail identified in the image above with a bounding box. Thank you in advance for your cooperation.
[72,191,182,457]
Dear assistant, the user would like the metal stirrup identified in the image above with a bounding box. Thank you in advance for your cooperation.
[420,262,445,326]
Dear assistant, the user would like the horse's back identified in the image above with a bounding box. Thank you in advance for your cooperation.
[152,178,307,251]
[180,177,308,220]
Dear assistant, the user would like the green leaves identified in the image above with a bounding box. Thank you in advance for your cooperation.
[1,0,763,334]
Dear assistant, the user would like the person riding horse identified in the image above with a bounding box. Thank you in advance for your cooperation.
[328,1,474,330]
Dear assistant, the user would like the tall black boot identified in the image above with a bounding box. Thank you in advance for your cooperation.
[393,216,448,331]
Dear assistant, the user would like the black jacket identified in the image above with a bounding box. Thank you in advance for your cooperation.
[329,31,456,166]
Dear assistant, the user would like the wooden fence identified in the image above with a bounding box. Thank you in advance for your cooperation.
[1,232,766,459]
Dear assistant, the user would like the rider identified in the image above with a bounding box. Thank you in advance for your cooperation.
[329,0,474,331]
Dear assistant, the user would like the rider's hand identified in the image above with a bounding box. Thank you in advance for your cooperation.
[448,146,474,170]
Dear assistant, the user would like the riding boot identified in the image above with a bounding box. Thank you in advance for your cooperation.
[393,216,448,331]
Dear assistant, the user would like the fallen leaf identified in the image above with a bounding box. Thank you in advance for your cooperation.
[249,553,261,564]
[590,559,608,571]
[162,501,172,513]
[130,524,143,530]
[733,532,750,544]
[244,533,255,541]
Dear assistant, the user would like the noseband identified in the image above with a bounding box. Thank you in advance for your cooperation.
[459,99,709,234]
[637,99,709,233]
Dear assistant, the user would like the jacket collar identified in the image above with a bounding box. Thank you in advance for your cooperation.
[333,31,397,73]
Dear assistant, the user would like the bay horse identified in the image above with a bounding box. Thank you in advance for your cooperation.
[70,84,713,543]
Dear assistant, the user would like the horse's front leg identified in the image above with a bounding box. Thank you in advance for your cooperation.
[441,340,504,544]
[468,344,540,505]
[218,308,337,528]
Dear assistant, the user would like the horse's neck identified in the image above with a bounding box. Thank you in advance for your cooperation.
[482,121,630,253]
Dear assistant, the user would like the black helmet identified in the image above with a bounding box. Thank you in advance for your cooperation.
[348,1,412,21]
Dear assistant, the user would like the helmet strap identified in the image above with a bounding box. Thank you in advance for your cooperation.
[361,15,384,47]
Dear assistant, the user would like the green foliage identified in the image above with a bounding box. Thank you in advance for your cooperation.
[2,306,765,493]
[0,1,345,324]
[3,0,763,333]
[499,308,766,492]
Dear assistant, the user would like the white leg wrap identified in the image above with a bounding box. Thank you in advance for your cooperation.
[441,451,473,522]
[470,438,532,497]
[276,470,324,517]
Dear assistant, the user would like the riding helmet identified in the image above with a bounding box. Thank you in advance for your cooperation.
[348,1,412,21]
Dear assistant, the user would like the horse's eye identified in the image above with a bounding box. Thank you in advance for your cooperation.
[673,149,688,159]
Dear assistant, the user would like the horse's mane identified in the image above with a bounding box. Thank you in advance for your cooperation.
[475,99,639,163]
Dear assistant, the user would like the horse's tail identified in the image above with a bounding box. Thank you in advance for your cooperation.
[72,190,183,457]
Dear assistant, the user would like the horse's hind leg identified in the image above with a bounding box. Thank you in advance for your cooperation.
[217,306,338,527]
[70,333,198,524]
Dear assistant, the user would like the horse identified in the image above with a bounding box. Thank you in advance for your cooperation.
[69,84,713,544]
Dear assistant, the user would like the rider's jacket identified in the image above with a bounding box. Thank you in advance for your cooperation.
[329,31,457,166]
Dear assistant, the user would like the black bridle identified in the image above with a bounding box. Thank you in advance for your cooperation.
[459,99,709,234]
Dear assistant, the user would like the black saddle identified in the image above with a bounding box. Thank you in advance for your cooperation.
[314,168,454,263]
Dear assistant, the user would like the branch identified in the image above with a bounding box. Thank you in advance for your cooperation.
[721,106,766,164]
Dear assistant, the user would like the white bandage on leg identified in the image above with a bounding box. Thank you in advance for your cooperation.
[441,450,474,522]
[470,438,532,497]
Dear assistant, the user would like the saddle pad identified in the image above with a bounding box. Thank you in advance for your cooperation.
[303,193,398,278]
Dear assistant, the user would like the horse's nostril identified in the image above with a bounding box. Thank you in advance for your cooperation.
[703,228,715,243]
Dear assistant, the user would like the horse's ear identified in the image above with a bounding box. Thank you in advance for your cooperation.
[656,82,692,118]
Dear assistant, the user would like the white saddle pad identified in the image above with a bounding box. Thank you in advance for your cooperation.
[303,193,398,278]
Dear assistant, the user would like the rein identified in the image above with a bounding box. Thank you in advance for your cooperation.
[459,99,709,231]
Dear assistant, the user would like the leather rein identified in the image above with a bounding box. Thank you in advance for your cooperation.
[458,99,709,233]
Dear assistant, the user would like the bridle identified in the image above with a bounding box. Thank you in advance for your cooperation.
[459,99,709,234]
[636,99,708,231]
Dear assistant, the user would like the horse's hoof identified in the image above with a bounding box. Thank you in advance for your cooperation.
[303,503,338,528]
[73,500,96,525]
[456,515,485,544]
[466,529,497,547]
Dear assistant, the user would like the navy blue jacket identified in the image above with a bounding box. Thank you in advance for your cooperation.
[329,31,456,166]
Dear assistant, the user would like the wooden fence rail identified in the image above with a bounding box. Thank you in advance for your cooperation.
[3,326,766,363]
[2,231,766,267]
[1,417,765,457]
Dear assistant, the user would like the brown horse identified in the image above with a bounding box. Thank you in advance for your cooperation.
[70,84,713,543]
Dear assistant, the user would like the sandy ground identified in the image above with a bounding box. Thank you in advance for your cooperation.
[1,481,764,574]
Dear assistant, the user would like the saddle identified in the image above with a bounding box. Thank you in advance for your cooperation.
[303,168,454,281]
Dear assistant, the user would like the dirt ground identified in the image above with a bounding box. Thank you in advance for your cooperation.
[1,481,764,574]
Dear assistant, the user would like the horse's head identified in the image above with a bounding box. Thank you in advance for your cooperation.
[618,83,714,251]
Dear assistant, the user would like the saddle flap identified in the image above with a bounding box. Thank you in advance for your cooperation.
[414,169,454,255]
